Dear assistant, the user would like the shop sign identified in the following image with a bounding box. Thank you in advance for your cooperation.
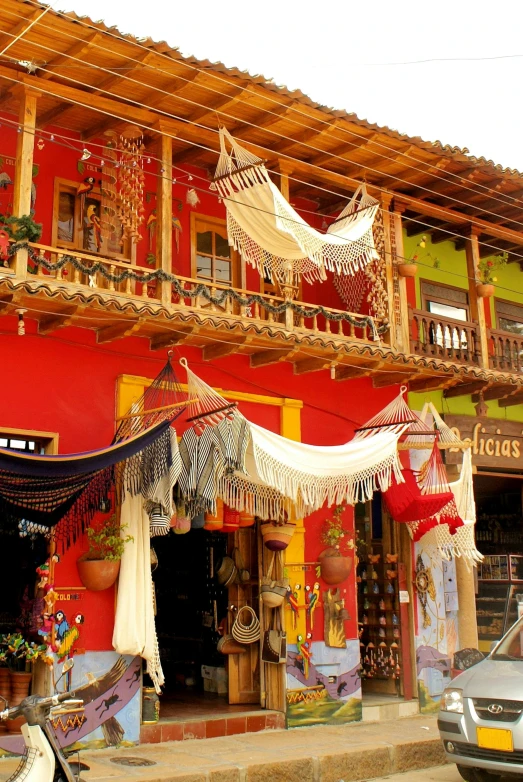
[444,415,523,468]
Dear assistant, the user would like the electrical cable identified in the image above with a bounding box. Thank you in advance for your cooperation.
[3,108,523,278]
[2,3,523,223]
[11,0,523,214]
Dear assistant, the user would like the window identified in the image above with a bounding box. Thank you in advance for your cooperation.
[191,214,238,287]
[53,178,130,261]
[496,300,523,335]
[421,281,471,351]
[0,428,58,455]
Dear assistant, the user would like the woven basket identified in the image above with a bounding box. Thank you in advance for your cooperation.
[239,511,255,528]
[261,521,296,551]
[232,606,261,645]
[222,505,240,533]
[204,498,224,531]
[261,551,289,607]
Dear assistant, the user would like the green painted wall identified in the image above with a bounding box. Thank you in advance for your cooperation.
[403,229,523,321]
[408,390,523,423]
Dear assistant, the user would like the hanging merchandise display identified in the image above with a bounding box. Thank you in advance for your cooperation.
[222,506,240,533]
[261,519,296,551]
[261,552,289,608]
[204,498,224,531]
[211,127,380,287]
[148,505,170,537]
[261,612,287,664]
[116,125,145,244]
[182,359,405,519]
[231,606,261,645]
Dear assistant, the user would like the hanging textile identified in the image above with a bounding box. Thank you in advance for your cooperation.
[114,353,185,442]
[178,427,223,518]
[182,359,403,516]
[382,468,454,524]
[415,450,482,562]
[142,428,182,519]
[211,127,380,284]
[112,490,164,692]
[0,420,174,548]
[354,386,419,438]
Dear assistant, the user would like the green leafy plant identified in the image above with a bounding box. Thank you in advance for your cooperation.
[477,253,508,285]
[409,236,440,268]
[320,505,354,556]
[0,634,46,670]
[85,515,133,562]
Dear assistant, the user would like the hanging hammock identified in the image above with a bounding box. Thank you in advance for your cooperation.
[181,359,403,516]
[383,468,454,524]
[354,386,420,439]
[401,402,468,451]
[211,127,380,284]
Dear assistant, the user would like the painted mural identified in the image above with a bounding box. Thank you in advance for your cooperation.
[0,653,141,756]
[286,640,362,727]
[414,540,456,714]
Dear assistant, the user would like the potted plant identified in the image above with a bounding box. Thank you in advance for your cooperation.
[0,634,46,732]
[77,515,133,592]
[476,254,508,298]
[318,506,355,585]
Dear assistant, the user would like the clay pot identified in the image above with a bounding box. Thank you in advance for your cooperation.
[77,558,120,591]
[476,283,495,298]
[318,548,353,585]
[7,671,32,733]
[397,263,418,278]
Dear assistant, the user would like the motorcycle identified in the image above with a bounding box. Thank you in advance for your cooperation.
[0,660,89,782]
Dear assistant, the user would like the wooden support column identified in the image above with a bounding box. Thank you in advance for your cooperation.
[380,194,398,349]
[276,162,296,331]
[12,86,40,277]
[155,125,174,307]
[455,558,479,649]
[465,230,489,369]
[392,207,411,352]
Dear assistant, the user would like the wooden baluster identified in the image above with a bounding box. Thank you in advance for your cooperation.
[253,302,260,320]
[267,299,274,323]
[225,294,233,315]
[324,317,331,334]
[125,276,132,295]
[142,277,148,298]
[338,320,344,337]
[109,265,116,292]
[56,255,63,281]
[312,314,318,332]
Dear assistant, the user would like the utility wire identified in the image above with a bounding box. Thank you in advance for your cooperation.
[3,3,523,220]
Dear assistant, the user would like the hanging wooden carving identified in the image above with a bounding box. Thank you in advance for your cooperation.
[100,130,119,253]
[116,125,145,244]
[323,588,349,648]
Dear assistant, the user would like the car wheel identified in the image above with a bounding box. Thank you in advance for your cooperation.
[456,766,501,782]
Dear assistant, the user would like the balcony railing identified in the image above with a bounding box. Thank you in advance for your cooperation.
[409,308,480,365]
[4,242,380,344]
[489,328,523,373]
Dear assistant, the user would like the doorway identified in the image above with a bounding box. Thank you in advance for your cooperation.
[151,526,262,721]
[356,497,405,702]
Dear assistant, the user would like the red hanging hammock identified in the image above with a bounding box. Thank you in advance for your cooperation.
[408,502,464,542]
[383,469,454,523]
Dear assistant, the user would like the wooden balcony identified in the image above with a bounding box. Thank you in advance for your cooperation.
[409,308,481,365]
[489,328,523,373]
[2,243,523,394]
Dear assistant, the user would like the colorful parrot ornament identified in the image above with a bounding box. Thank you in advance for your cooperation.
[55,612,84,662]
[286,586,299,630]
[306,582,321,630]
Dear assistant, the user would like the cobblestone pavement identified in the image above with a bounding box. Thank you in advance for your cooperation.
[0,715,448,782]
[371,765,523,781]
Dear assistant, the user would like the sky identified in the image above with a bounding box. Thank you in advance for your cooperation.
[59,0,523,171]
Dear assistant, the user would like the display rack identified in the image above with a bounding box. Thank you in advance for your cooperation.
[476,554,523,652]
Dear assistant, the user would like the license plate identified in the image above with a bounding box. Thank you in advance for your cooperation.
[477,727,514,752]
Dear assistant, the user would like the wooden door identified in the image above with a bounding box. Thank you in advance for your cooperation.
[227,527,260,704]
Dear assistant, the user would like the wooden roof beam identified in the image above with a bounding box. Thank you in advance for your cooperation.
[250,348,299,368]
[443,380,489,398]
[498,391,523,408]
[96,319,144,343]
[203,336,249,361]
[0,8,43,59]
[150,324,199,350]
[409,375,451,393]
[39,32,103,81]
[185,85,247,124]
[472,385,521,403]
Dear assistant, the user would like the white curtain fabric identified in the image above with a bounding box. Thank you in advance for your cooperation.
[212,128,380,283]
[112,490,165,692]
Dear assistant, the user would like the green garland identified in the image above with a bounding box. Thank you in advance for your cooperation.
[1,215,42,243]
[8,242,389,337]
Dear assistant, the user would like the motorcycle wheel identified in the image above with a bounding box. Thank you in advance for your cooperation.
[456,765,501,782]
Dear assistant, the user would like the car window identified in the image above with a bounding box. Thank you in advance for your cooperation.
[491,619,523,660]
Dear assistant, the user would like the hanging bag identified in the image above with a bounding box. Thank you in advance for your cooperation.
[231,605,261,645]
[262,611,287,665]
[233,547,250,585]
[261,552,289,608]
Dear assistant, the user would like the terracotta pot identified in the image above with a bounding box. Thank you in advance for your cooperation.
[476,283,495,298]
[7,671,32,733]
[77,558,120,591]
[318,548,353,585]
[397,263,417,278]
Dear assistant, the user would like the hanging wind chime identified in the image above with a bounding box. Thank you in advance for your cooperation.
[116,125,145,245]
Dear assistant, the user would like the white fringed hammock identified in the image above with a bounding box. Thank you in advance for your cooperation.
[182,360,403,517]
[211,127,380,284]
